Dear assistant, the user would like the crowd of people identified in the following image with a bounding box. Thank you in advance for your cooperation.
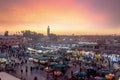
[0,46,119,80]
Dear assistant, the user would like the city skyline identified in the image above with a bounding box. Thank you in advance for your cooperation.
[0,0,120,35]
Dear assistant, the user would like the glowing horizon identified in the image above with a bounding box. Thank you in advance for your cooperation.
[0,0,120,35]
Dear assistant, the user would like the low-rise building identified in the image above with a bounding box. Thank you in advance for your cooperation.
[0,36,24,47]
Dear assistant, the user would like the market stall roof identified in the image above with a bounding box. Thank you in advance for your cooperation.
[39,57,49,60]
[54,64,66,68]
[55,57,63,61]
[84,66,95,70]
[48,62,58,66]
[0,55,8,58]
[95,77,106,80]
[73,71,87,77]
[12,45,19,48]
[98,68,111,74]
[113,63,120,70]
[0,72,20,80]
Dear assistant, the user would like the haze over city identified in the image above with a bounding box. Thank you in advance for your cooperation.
[0,0,120,35]
[0,1,120,80]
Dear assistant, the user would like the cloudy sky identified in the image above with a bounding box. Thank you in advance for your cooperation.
[0,0,120,35]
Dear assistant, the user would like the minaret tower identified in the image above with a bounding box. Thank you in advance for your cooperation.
[47,26,50,36]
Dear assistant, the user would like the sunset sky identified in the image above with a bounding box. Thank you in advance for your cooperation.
[0,0,120,35]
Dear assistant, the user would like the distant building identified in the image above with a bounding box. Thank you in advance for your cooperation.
[47,26,50,37]
[49,33,58,41]
[46,26,58,41]
[0,36,24,47]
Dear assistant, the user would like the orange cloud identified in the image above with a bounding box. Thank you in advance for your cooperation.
[0,0,119,35]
